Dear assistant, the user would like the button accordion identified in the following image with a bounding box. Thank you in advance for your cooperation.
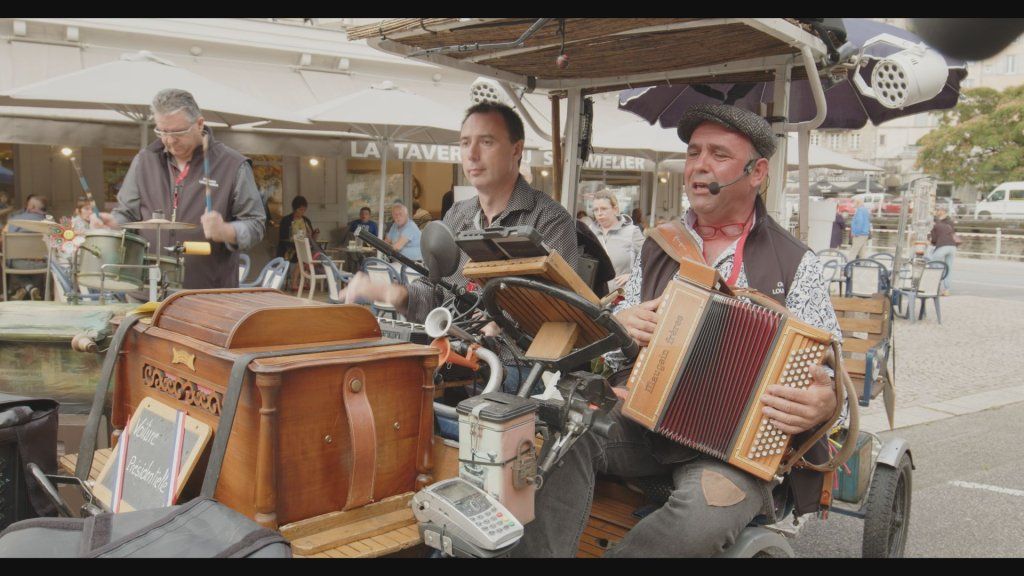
[622,277,835,481]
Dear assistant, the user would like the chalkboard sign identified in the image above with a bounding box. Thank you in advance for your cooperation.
[93,397,211,512]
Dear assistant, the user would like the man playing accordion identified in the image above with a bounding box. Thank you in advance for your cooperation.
[516,104,842,557]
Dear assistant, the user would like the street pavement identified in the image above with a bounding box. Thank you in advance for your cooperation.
[792,402,1024,557]
[949,256,1024,301]
[856,257,1024,433]
[789,257,1024,557]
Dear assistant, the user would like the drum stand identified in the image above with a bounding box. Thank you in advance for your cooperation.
[68,245,84,305]
[98,262,159,304]
[102,214,192,304]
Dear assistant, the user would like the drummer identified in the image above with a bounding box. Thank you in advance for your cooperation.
[91,88,265,289]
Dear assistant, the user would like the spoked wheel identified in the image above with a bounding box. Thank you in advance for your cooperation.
[862,453,913,557]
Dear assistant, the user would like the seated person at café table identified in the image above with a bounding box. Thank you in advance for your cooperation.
[278,194,320,289]
[385,202,422,262]
[347,206,378,238]
[3,194,49,300]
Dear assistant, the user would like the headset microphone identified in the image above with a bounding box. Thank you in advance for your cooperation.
[707,160,756,195]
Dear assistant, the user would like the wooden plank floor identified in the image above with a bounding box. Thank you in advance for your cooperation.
[62,452,645,558]
[61,450,424,558]
[577,481,644,558]
[59,448,110,480]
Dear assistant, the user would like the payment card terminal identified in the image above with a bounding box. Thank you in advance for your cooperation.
[412,477,524,556]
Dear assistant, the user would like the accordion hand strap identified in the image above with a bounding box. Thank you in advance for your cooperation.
[732,288,860,475]
[779,340,860,475]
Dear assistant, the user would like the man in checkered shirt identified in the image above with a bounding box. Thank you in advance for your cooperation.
[343,101,579,327]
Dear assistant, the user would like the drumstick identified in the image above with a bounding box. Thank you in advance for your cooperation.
[68,156,101,218]
[202,133,212,214]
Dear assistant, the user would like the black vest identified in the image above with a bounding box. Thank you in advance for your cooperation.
[640,196,807,304]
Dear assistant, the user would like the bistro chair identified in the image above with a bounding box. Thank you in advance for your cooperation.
[362,257,402,319]
[844,258,889,298]
[894,261,948,324]
[320,255,353,304]
[241,257,290,291]
[294,234,328,300]
[2,231,49,301]
[868,252,895,275]
[399,263,424,287]
[237,253,251,284]
[816,249,848,295]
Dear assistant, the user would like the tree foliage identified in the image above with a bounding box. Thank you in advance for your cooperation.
[917,86,1024,190]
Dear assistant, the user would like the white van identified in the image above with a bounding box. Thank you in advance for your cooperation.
[974,182,1024,219]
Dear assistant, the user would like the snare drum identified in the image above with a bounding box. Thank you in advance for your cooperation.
[143,255,185,289]
[76,230,148,291]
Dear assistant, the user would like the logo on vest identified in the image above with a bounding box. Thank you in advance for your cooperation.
[199,177,219,189]
[772,281,785,296]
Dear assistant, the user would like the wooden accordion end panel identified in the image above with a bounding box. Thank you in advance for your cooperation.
[622,280,832,481]
[462,252,606,346]
[111,288,439,528]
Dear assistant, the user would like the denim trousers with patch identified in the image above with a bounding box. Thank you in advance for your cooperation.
[514,404,772,558]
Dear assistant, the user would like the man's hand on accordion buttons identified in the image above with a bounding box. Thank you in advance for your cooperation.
[614,295,663,347]
[760,365,836,435]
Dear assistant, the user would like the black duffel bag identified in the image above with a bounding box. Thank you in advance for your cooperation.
[0,393,59,529]
[0,497,290,558]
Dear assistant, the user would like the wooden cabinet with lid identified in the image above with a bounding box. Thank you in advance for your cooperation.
[111,288,438,528]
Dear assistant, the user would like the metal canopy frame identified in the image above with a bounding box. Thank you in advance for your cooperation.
[364,19,826,92]
[357,18,830,230]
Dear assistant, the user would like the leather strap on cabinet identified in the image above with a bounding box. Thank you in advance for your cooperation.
[342,367,377,510]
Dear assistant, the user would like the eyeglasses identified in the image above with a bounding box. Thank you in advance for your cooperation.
[694,222,747,240]
[153,122,197,139]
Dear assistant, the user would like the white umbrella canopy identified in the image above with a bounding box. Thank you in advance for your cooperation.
[0,51,308,147]
[264,82,463,238]
[785,134,883,172]
[265,81,462,144]
[591,121,685,161]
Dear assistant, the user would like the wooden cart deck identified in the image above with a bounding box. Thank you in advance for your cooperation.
[61,440,634,558]
[60,449,430,558]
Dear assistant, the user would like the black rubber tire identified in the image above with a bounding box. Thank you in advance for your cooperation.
[978,211,991,220]
[862,453,913,558]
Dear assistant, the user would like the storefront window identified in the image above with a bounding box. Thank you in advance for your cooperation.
[410,162,455,219]
[529,167,555,197]
[102,148,136,205]
[346,159,403,228]
[251,155,283,223]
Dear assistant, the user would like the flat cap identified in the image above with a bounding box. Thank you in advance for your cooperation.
[677,103,776,159]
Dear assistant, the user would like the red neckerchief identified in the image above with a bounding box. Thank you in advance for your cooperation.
[725,211,755,287]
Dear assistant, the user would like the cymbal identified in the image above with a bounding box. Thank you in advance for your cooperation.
[122,218,197,231]
[7,219,62,234]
